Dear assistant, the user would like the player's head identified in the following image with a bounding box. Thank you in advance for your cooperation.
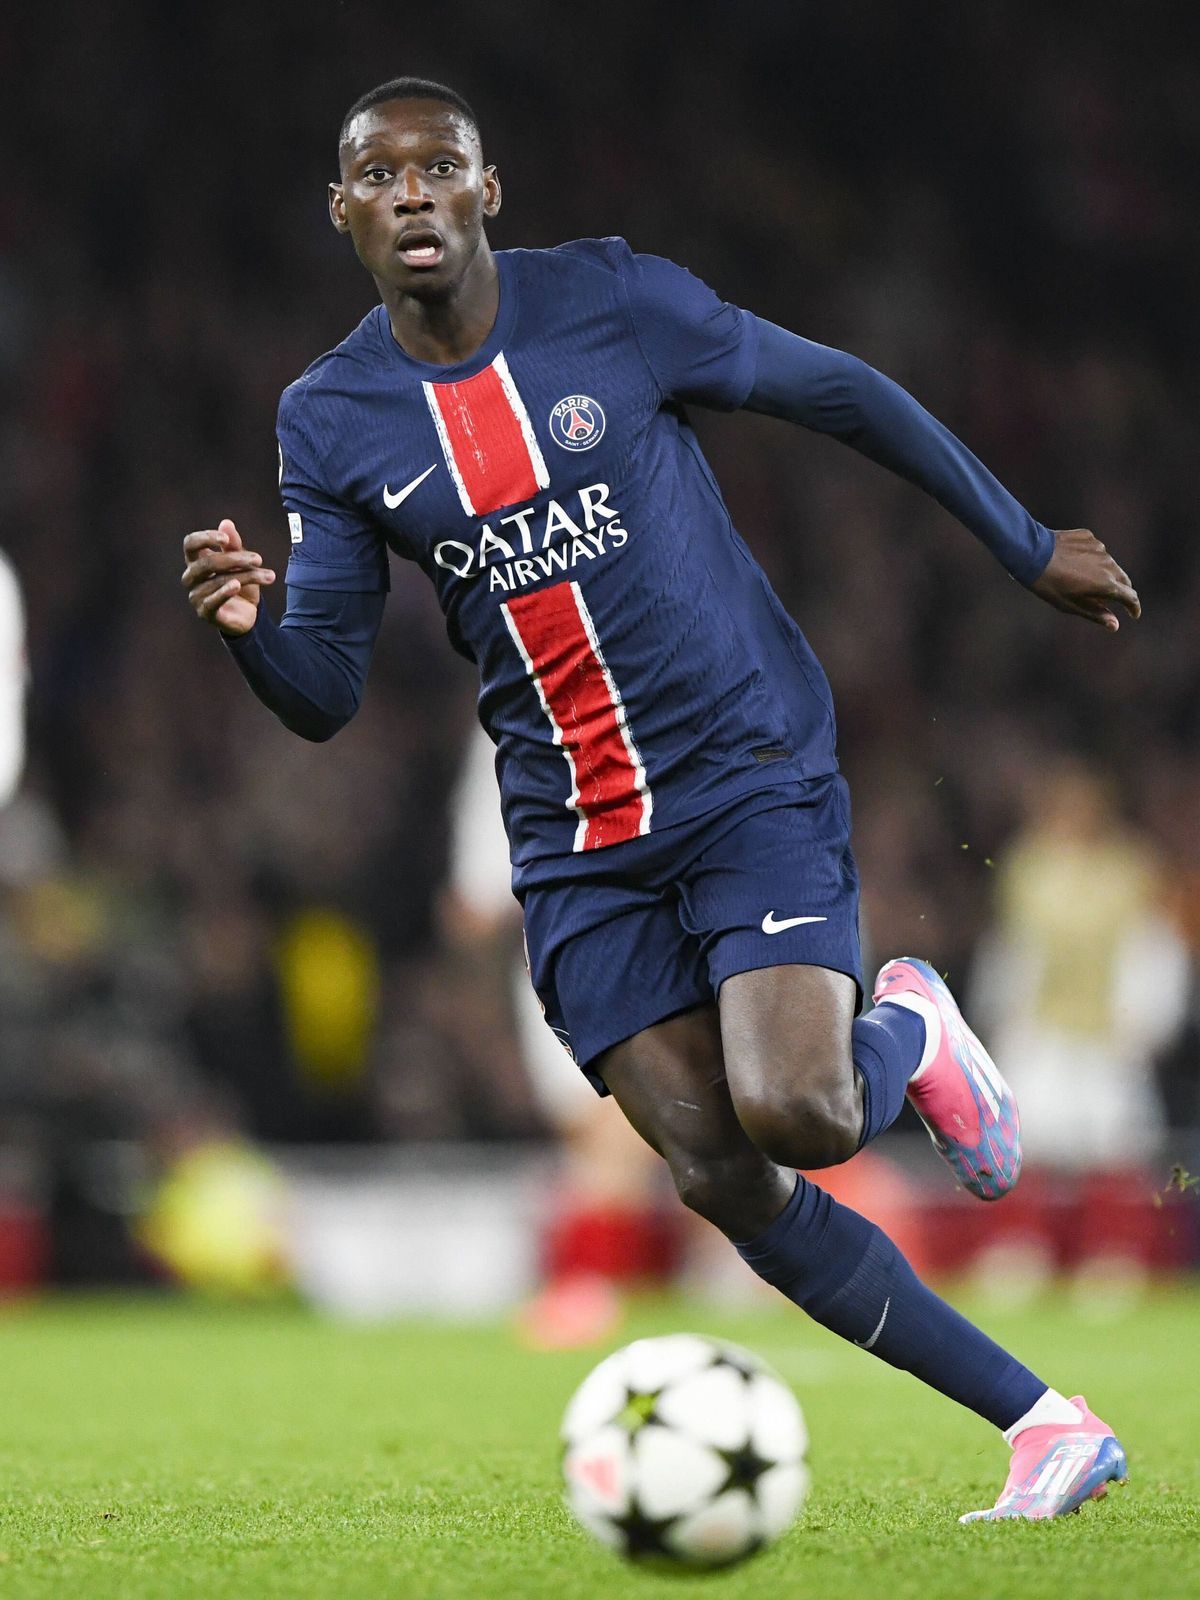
[330,78,500,302]
[337,77,480,152]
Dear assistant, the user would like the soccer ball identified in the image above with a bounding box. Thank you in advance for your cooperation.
[560,1333,809,1569]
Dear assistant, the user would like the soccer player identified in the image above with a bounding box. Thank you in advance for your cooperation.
[181,79,1139,1521]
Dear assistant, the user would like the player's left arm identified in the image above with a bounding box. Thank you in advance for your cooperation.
[744,319,1140,630]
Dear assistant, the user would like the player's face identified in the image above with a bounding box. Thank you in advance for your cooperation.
[330,100,500,300]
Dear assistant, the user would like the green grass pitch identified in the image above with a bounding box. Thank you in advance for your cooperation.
[2,1286,1198,1599]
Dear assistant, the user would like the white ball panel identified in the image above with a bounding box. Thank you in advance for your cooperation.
[562,1425,632,1518]
[712,1338,769,1373]
[633,1426,727,1519]
[623,1334,716,1392]
[665,1488,757,1565]
[755,1460,810,1539]
[565,1491,626,1552]
[560,1348,631,1443]
[655,1362,751,1450]
[747,1371,808,1462]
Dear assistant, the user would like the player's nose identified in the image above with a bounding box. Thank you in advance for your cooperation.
[393,167,434,213]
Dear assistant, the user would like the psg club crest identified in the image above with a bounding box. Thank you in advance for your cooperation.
[549,394,606,452]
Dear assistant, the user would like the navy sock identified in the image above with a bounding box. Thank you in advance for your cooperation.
[853,1002,924,1148]
[736,1176,1045,1431]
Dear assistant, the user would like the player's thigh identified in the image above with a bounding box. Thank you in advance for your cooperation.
[596,1007,793,1239]
[520,876,711,1095]
[678,776,865,1160]
[719,963,861,1152]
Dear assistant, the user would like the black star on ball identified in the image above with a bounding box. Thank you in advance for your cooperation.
[612,1497,678,1560]
[716,1438,775,1497]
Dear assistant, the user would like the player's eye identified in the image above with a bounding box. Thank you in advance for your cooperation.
[363,166,391,184]
[430,161,457,177]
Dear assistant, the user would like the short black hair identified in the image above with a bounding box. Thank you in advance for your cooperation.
[338,77,479,152]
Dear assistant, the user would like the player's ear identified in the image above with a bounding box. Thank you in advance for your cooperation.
[482,166,501,221]
[329,182,349,233]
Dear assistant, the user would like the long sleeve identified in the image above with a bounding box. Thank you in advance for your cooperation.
[223,586,386,742]
[745,317,1055,587]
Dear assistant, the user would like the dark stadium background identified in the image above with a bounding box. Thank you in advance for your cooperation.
[1,0,1197,1295]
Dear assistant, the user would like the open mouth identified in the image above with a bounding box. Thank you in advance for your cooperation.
[397,231,445,269]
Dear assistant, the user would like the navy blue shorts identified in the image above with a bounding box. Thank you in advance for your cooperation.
[520,774,863,1091]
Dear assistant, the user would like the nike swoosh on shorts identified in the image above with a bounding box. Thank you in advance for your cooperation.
[761,912,828,934]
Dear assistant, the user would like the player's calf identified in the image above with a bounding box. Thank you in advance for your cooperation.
[667,1144,795,1242]
[595,1008,797,1243]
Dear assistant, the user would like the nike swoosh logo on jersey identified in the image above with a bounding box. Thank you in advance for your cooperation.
[761,912,828,934]
[383,463,438,509]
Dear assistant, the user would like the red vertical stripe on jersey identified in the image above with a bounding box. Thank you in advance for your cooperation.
[428,361,541,516]
[504,581,649,851]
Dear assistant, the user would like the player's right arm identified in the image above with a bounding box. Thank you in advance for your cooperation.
[181,525,385,742]
[180,385,389,741]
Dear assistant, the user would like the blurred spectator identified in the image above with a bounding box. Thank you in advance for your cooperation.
[968,758,1191,1287]
[973,758,1188,1170]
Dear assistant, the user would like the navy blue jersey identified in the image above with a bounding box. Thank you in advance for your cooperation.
[278,238,840,883]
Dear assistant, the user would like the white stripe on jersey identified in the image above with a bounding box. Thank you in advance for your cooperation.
[493,352,550,491]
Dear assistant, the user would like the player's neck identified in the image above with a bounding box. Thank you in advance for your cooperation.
[379,246,501,367]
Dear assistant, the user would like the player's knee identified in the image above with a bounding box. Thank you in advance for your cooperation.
[735,1075,861,1170]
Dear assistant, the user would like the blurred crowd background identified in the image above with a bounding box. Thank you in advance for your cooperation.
[0,0,1197,1306]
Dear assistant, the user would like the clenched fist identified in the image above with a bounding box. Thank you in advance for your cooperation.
[181,519,277,636]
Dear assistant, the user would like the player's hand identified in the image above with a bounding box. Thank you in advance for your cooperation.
[1030,528,1141,632]
[181,519,276,636]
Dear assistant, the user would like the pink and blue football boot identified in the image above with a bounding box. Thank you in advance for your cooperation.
[961,1396,1128,1521]
[873,957,1021,1201]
